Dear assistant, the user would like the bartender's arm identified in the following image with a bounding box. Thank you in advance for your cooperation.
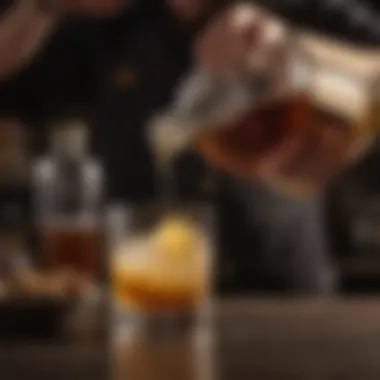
[0,0,62,79]
[0,0,96,123]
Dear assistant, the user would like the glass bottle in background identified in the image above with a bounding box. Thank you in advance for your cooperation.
[0,228,30,278]
[0,119,29,183]
[0,119,32,274]
[32,120,104,279]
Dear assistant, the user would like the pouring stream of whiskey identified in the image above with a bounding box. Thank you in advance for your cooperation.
[151,117,191,203]
[156,149,176,203]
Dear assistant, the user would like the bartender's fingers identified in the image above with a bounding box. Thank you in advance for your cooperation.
[255,132,304,179]
[257,124,352,188]
[297,127,351,183]
[194,3,265,77]
[195,3,291,79]
[290,126,349,179]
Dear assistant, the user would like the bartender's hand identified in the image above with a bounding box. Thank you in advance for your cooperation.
[194,3,359,193]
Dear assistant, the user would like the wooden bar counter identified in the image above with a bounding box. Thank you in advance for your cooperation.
[1,298,380,379]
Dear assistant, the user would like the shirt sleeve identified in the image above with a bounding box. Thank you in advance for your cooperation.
[0,19,95,127]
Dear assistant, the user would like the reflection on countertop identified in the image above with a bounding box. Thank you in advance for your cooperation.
[2,298,380,380]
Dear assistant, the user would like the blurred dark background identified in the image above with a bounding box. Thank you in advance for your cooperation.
[0,0,380,296]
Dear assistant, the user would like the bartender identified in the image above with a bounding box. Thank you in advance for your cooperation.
[0,0,378,294]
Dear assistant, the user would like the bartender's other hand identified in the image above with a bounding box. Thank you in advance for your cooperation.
[255,122,358,194]
[194,3,289,78]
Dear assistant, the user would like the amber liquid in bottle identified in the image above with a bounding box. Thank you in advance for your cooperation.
[34,121,104,278]
[193,89,358,177]
[41,224,101,276]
